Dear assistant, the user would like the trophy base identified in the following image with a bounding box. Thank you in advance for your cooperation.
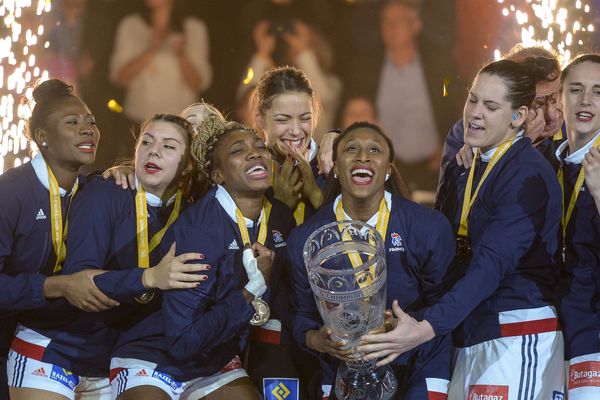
[334,362,397,400]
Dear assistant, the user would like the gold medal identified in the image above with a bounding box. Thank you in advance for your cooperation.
[134,290,155,304]
[235,198,272,326]
[250,297,270,326]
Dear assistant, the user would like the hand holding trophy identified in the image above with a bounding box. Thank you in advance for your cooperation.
[304,220,397,400]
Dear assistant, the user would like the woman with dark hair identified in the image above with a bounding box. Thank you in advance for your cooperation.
[287,121,456,399]
[7,113,208,400]
[360,59,565,398]
[140,115,295,399]
[555,54,600,399]
[109,0,212,123]
[0,78,119,399]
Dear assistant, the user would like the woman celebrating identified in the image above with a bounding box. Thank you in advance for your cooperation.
[360,60,564,398]
[287,121,456,399]
[253,66,324,223]
[249,65,325,395]
[7,113,207,400]
[122,115,292,399]
[556,54,600,399]
[0,79,121,399]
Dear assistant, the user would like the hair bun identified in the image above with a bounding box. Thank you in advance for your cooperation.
[32,79,73,104]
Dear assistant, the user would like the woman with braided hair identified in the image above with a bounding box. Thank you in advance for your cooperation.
[135,115,295,400]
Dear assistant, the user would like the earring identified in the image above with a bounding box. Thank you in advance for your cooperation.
[41,142,47,148]
[385,173,390,181]
[333,172,338,179]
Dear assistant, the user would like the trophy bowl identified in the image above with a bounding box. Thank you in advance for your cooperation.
[303,220,397,400]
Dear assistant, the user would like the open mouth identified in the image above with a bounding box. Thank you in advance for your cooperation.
[350,167,374,185]
[467,121,484,131]
[76,142,96,153]
[284,137,305,149]
[576,111,594,122]
[144,162,161,174]
[245,163,269,179]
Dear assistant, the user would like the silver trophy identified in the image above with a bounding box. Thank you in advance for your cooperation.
[304,220,397,400]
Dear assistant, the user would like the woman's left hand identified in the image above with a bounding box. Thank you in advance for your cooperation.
[102,165,136,189]
[357,300,435,366]
[289,145,322,209]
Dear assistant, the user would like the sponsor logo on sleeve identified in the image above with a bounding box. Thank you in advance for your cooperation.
[50,365,79,390]
[467,385,509,400]
[263,378,299,400]
[570,361,600,389]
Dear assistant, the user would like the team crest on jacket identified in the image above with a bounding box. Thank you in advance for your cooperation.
[389,232,404,252]
[273,230,286,248]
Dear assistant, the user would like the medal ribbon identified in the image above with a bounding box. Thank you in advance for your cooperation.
[135,186,182,268]
[335,196,389,287]
[47,165,78,274]
[458,140,515,237]
[558,135,600,259]
[235,198,272,246]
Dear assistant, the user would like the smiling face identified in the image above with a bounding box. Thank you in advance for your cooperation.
[334,127,392,203]
[463,72,526,152]
[258,91,314,159]
[561,61,600,144]
[211,130,272,198]
[36,96,100,169]
[134,120,190,198]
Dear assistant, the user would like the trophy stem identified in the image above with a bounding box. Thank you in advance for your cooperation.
[335,360,397,400]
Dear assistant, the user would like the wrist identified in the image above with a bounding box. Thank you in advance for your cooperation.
[43,275,66,299]
[242,288,255,303]
[305,329,319,351]
[418,320,436,343]
[141,268,156,289]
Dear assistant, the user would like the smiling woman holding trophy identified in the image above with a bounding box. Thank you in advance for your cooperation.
[286,122,456,400]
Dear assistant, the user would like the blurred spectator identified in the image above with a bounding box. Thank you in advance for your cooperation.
[43,0,92,91]
[109,0,212,123]
[344,0,461,192]
[237,18,342,143]
[340,95,378,129]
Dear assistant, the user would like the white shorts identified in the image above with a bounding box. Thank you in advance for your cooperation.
[448,306,565,400]
[567,353,600,399]
[110,356,248,400]
[7,349,110,400]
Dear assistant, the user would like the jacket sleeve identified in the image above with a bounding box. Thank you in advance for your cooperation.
[423,171,558,335]
[415,210,457,308]
[162,225,254,362]
[62,182,146,302]
[438,119,465,190]
[0,191,48,310]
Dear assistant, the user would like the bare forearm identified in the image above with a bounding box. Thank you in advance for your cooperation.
[115,50,156,87]
[177,53,202,91]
